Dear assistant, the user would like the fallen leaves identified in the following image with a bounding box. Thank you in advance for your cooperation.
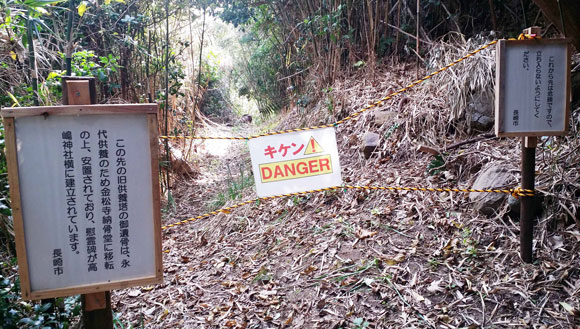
[110,61,580,329]
[355,227,377,239]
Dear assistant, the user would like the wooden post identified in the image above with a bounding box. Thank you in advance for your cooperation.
[61,76,114,329]
[518,27,542,264]
[520,136,536,263]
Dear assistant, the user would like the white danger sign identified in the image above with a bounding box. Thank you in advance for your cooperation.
[249,127,342,197]
[495,39,571,136]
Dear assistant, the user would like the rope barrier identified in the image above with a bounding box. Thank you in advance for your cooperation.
[159,34,540,232]
[159,38,502,141]
[161,185,534,230]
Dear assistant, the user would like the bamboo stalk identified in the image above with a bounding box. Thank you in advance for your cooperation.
[395,0,401,56]
[26,15,38,106]
[416,0,420,78]
[488,0,497,31]
[164,0,171,191]
[64,0,74,76]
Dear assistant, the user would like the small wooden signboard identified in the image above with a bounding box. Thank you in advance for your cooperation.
[2,104,163,300]
[495,38,571,137]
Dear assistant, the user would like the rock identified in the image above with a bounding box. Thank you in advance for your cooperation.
[468,92,494,131]
[241,114,252,123]
[469,165,513,216]
[374,111,398,127]
[361,132,379,159]
[471,113,494,131]
[507,195,520,215]
[468,92,493,116]
[508,192,543,217]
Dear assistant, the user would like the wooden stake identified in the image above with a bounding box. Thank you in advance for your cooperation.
[62,76,114,329]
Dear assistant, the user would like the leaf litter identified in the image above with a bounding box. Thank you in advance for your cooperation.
[114,39,580,328]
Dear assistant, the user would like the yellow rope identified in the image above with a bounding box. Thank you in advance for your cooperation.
[159,39,500,141]
[161,185,534,230]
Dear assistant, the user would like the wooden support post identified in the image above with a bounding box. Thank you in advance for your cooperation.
[61,76,114,329]
[81,291,113,328]
[520,136,536,263]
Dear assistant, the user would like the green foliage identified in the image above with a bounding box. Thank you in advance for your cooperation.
[42,70,64,97]
[352,317,370,329]
[210,164,254,210]
[383,123,399,140]
[427,154,446,176]
[1,0,64,43]
[67,51,120,82]
[200,53,221,88]
[377,36,394,57]
[252,267,272,283]
[198,54,226,118]
[219,0,254,27]
[0,122,10,219]
[113,312,144,329]
[323,87,334,114]
[0,121,13,251]
[0,269,81,329]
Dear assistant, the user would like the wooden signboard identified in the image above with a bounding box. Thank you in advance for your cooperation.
[1,104,163,300]
[495,38,571,137]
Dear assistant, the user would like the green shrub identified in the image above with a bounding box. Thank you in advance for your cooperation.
[0,268,81,328]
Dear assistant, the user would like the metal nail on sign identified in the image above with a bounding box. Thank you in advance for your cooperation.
[249,127,342,198]
[495,38,571,137]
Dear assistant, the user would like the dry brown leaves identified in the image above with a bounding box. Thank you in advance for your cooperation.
[114,47,580,328]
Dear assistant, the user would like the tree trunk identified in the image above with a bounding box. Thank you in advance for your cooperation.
[532,0,580,49]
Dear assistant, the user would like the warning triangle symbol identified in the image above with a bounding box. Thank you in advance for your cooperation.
[304,137,324,155]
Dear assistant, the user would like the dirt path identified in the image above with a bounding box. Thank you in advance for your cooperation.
[113,72,580,329]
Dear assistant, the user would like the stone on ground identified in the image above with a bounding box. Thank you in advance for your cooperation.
[469,165,513,215]
[362,132,379,159]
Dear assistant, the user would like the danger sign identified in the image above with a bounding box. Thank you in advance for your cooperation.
[249,127,342,197]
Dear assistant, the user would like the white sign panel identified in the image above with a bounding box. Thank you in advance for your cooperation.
[249,127,342,197]
[2,105,162,300]
[495,39,570,136]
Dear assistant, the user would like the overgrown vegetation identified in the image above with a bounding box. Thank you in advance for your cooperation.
[0,0,578,327]
[0,263,81,328]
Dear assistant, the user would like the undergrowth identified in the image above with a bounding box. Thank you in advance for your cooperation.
[0,261,81,328]
[210,164,254,210]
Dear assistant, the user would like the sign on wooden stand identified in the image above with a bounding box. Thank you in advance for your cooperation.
[2,85,162,315]
[495,27,571,263]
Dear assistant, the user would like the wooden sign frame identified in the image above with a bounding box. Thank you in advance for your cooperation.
[2,104,163,300]
[495,38,571,137]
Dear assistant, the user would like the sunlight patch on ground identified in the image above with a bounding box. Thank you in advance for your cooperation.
[189,122,247,157]
[200,138,234,157]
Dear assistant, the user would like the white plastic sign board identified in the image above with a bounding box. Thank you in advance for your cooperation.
[249,127,342,197]
[495,39,571,136]
[1,105,163,300]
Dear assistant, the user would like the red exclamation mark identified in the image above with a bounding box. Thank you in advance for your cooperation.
[310,138,316,153]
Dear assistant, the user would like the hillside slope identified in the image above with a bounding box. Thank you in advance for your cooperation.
[115,44,580,329]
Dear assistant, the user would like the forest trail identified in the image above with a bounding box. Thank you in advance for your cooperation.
[112,64,580,328]
[2,1,580,327]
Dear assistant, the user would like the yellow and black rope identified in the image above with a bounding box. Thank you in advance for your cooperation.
[161,184,534,230]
